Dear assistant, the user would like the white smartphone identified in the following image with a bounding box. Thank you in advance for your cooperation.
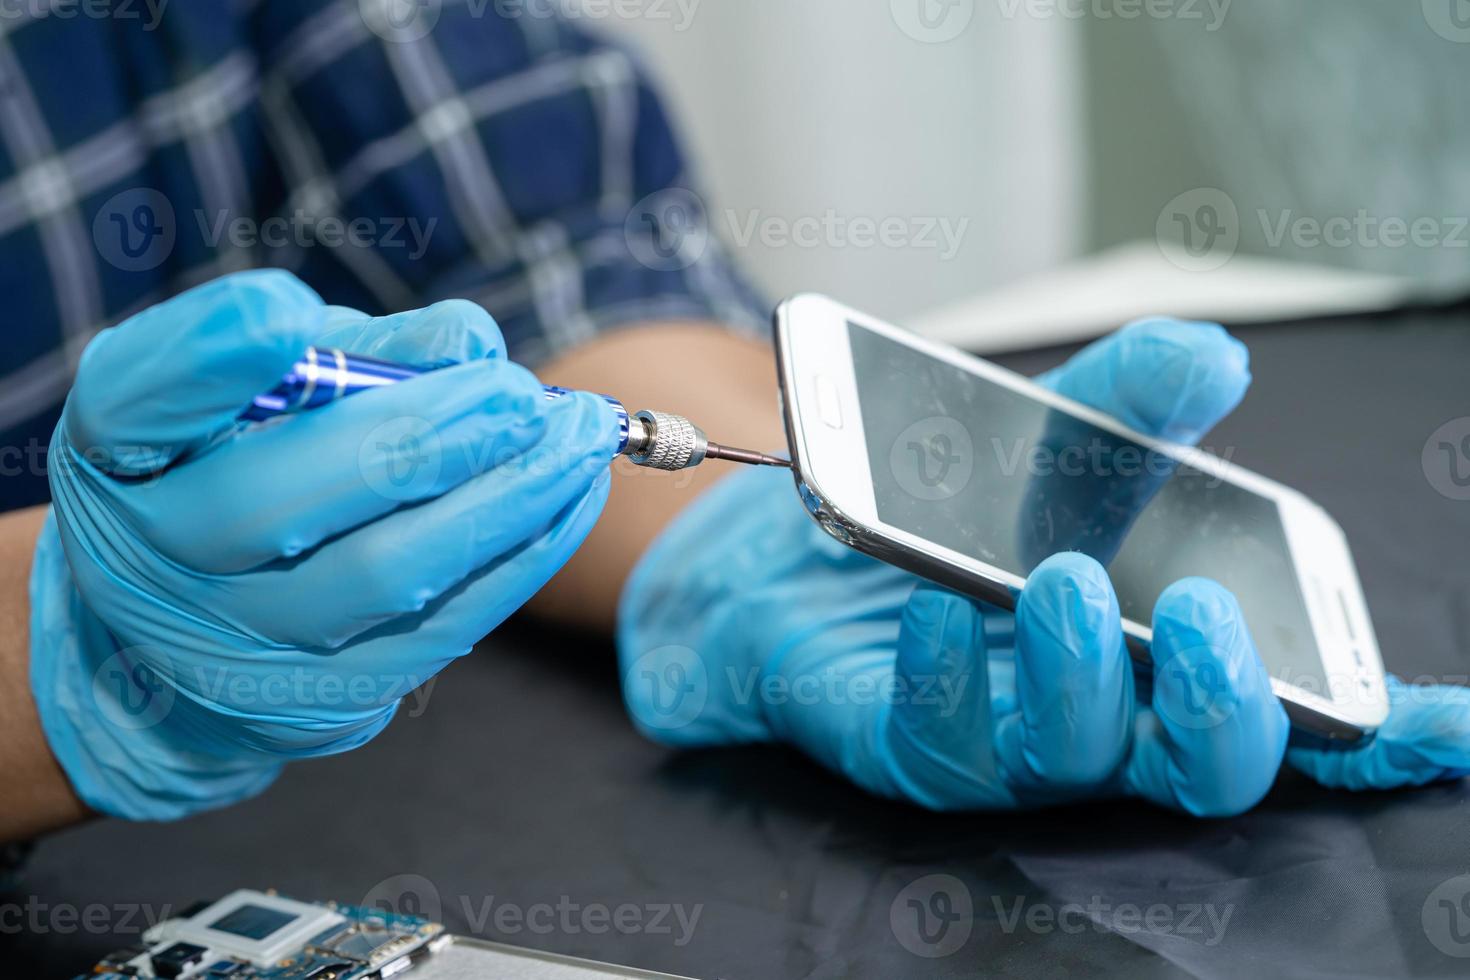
[774,294,1389,742]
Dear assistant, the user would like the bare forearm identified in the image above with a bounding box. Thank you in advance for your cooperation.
[530,323,785,632]
[0,506,89,842]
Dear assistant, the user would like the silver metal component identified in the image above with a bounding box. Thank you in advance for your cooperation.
[704,443,791,468]
[628,410,708,471]
[624,412,654,458]
[330,347,348,400]
[298,346,320,409]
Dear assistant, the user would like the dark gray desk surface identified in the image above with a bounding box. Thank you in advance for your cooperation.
[8,304,1470,979]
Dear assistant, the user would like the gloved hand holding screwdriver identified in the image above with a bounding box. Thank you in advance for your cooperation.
[30,270,620,821]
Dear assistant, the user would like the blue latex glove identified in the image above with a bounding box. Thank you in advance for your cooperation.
[621,318,1470,816]
[33,270,619,821]
[1289,677,1470,789]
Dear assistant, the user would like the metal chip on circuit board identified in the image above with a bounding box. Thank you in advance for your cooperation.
[308,915,442,969]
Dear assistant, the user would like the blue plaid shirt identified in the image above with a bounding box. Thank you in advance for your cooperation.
[0,0,764,512]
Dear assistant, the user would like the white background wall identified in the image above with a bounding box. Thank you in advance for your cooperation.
[595,0,1086,323]
[598,1,1469,333]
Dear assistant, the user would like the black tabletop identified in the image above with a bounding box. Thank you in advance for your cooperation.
[8,303,1470,980]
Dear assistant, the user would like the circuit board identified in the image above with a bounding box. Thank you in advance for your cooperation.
[75,889,699,979]
[75,890,446,980]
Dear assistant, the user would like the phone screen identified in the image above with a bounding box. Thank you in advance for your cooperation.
[848,321,1326,691]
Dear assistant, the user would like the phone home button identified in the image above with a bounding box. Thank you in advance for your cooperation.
[813,375,844,429]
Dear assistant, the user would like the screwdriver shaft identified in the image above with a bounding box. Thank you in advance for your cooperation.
[704,443,791,468]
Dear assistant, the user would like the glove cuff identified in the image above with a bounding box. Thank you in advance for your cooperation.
[29,510,282,821]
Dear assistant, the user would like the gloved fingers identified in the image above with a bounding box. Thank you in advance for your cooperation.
[312,299,508,367]
[1037,318,1251,445]
[617,467,908,749]
[995,553,1133,792]
[705,581,1006,809]
[324,471,614,697]
[1288,677,1470,791]
[61,270,325,476]
[217,392,618,648]
[174,471,612,760]
[127,358,581,574]
[1124,579,1289,816]
[881,585,1014,809]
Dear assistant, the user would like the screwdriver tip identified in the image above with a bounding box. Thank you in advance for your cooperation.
[704,443,791,468]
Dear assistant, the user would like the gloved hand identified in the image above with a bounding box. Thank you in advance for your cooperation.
[33,270,619,821]
[1289,677,1470,790]
[619,319,1470,816]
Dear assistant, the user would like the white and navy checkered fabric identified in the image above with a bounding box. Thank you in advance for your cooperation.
[0,0,766,510]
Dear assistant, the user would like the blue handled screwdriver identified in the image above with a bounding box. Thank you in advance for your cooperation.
[240,347,789,472]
